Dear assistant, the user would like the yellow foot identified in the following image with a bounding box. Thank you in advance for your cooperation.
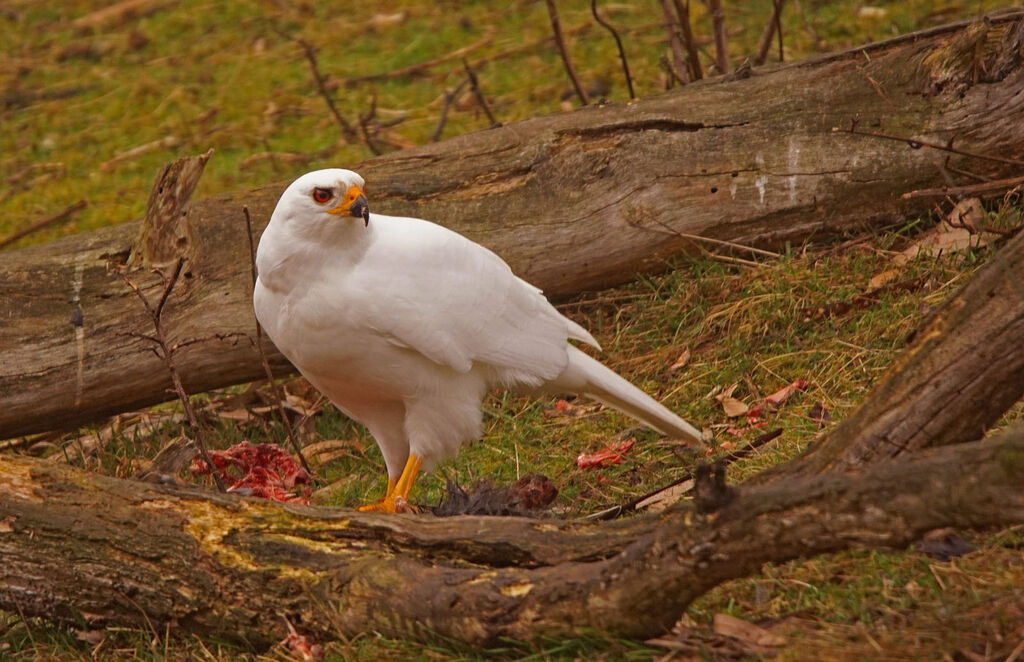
[356,454,423,514]
[357,495,417,514]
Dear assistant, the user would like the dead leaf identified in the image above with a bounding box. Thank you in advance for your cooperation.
[635,479,694,513]
[713,613,786,648]
[948,197,985,231]
[765,379,809,406]
[669,348,691,371]
[807,402,832,427]
[717,395,749,417]
[0,516,15,533]
[894,220,975,266]
[869,268,902,289]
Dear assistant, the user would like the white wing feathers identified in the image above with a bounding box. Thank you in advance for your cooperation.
[351,214,597,385]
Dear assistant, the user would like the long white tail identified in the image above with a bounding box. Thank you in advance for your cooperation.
[549,346,705,444]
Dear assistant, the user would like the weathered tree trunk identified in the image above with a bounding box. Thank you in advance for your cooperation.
[2,426,1023,647]
[1,12,1023,438]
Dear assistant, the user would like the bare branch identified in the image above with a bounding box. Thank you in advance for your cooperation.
[430,77,471,142]
[672,0,703,81]
[659,0,688,84]
[462,58,499,127]
[122,261,225,492]
[544,0,589,106]
[754,0,787,65]
[591,0,634,98]
[0,200,86,251]
[273,28,359,144]
[840,123,1024,167]
[704,0,730,73]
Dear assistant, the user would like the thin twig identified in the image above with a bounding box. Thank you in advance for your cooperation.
[839,122,1024,167]
[704,0,730,73]
[591,0,635,98]
[274,28,359,144]
[544,0,589,106]
[0,200,86,250]
[123,259,225,492]
[659,55,688,88]
[775,0,784,63]
[462,58,499,127]
[243,207,314,480]
[754,0,787,65]
[357,93,383,156]
[673,0,703,81]
[659,0,688,85]
[431,77,471,142]
[646,217,780,258]
[901,174,1024,199]
[584,428,784,520]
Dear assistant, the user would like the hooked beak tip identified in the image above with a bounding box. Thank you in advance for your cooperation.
[349,193,370,226]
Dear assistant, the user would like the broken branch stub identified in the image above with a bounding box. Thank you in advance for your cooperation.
[130,148,213,270]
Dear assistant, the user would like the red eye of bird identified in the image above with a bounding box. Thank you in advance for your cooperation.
[312,188,332,204]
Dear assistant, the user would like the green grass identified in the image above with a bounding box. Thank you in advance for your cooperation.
[3,0,1024,660]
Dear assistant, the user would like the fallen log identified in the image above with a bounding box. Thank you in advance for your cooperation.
[2,423,1022,647]
[2,11,1024,438]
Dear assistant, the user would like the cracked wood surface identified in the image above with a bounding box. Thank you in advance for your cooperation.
[1,12,1023,437]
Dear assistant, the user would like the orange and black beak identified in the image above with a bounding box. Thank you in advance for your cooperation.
[328,185,370,226]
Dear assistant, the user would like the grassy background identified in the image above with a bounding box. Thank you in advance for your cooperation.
[3,0,1024,659]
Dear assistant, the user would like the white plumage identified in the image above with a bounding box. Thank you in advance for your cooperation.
[254,168,704,511]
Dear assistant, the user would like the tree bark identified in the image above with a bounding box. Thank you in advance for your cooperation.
[2,11,1024,438]
[2,425,1023,647]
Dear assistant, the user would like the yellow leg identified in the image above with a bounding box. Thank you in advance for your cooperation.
[358,455,422,513]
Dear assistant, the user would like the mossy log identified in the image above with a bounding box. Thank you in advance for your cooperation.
[2,11,1024,438]
[2,426,1023,647]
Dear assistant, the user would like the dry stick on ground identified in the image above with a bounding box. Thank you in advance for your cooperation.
[242,206,313,480]
[659,0,688,85]
[273,28,359,145]
[122,259,225,492]
[842,122,1024,167]
[704,0,730,74]
[591,0,635,98]
[673,0,703,81]
[430,77,471,142]
[0,200,86,250]
[754,0,787,65]
[461,58,499,127]
[586,428,784,521]
[902,174,1024,199]
[544,0,589,106]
